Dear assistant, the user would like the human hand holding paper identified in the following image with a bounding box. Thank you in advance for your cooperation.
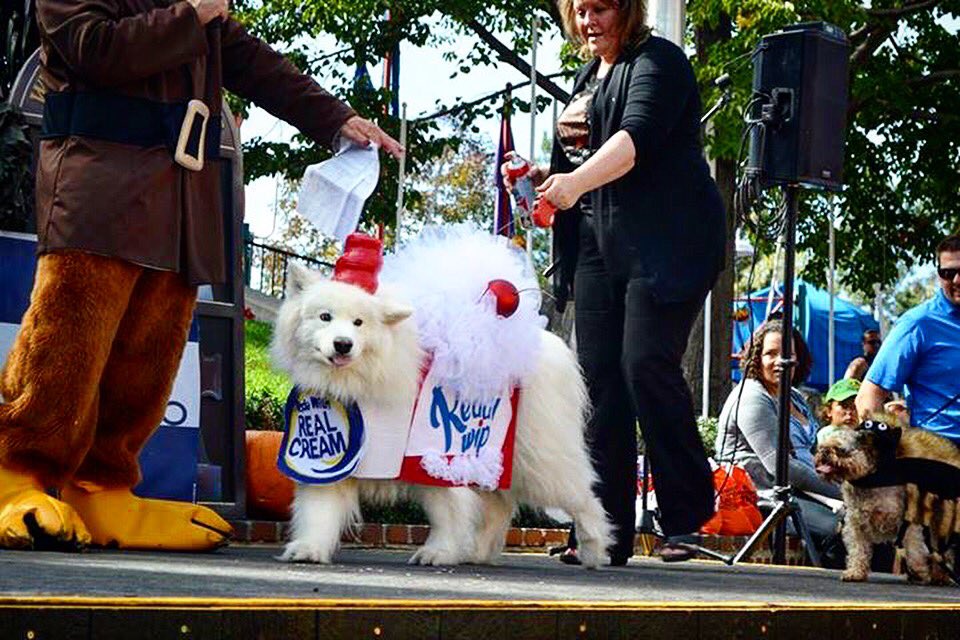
[338,116,404,159]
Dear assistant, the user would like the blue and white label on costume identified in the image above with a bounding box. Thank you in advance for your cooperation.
[277,386,365,484]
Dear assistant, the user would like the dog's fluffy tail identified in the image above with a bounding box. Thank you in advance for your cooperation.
[510,331,613,565]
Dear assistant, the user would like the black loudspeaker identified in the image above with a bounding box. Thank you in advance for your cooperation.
[749,23,850,191]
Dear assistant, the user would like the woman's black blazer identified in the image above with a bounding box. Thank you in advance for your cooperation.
[550,35,726,311]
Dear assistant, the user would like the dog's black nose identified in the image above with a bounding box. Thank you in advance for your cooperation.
[333,338,353,355]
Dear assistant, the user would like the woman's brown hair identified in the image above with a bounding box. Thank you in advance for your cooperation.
[557,0,652,60]
[739,319,813,387]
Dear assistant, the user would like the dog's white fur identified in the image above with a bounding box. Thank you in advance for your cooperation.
[273,262,611,567]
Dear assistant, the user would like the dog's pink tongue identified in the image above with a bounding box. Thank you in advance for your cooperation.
[816,464,834,476]
[332,355,352,367]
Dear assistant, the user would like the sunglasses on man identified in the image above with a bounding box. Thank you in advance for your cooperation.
[938,267,960,281]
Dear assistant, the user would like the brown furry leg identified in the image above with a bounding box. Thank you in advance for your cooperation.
[902,524,933,584]
[0,252,140,486]
[73,268,196,488]
[841,516,871,582]
[59,271,231,551]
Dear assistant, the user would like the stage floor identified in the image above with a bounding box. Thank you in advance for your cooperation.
[2,546,958,639]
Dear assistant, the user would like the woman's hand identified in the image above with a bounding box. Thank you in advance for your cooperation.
[338,116,405,159]
[188,0,229,25]
[499,151,548,191]
[536,172,585,210]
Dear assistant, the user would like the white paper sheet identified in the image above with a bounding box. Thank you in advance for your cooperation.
[296,141,380,241]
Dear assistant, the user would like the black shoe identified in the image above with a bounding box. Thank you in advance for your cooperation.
[549,544,582,565]
[658,540,699,563]
[609,551,630,566]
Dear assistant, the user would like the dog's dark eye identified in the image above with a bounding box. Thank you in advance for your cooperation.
[319,312,332,322]
[353,318,363,327]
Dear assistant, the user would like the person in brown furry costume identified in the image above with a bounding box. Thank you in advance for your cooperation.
[0,0,402,552]
[815,417,960,584]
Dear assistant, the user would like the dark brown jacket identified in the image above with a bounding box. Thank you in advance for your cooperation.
[35,0,355,284]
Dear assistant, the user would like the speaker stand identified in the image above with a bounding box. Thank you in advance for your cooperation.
[640,185,822,567]
[726,184,821,567]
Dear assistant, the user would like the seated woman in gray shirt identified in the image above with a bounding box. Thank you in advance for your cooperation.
[715,320,842,559]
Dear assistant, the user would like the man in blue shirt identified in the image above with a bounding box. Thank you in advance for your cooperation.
[857,235,960,442]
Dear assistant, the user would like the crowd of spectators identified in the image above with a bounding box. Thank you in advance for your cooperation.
[709,233,960,567]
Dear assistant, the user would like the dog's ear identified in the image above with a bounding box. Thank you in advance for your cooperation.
[286,262,317,298]
[380,300,414,326]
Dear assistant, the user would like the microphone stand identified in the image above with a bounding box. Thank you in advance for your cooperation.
[701,74,733,126]
[640,78,822,567]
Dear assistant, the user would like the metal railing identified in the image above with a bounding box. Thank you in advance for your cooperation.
[244,239,333,299]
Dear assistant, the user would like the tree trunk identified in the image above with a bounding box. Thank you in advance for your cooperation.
[684,15,735,418]
[682,157,736,417]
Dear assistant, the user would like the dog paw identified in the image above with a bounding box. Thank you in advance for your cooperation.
[576,544,605,569]
[906,569,932,585]
[466,549,503,566]
[408,545,462,566]
[841,569,868,582]
[279,540,334,564]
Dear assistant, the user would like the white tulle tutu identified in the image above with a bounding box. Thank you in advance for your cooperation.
[381,223,546,399]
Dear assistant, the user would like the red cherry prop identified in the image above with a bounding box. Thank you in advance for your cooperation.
[486,279,520,318]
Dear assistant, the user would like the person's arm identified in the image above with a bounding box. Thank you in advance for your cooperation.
[857,316,920,420]
[856,378,891,420]
[735,383,839,497]
[36,0,209,87]
[536,48,692,210]
[843,357,868,380]
[537,131,634,209]
[618,50,690,166]
[220,18,356,150]
[732,383,781,478]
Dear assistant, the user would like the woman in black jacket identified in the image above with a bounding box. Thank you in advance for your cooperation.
[505,0,726,564]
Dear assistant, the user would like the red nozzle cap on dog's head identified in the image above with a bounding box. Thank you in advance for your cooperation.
[333,233,383,294]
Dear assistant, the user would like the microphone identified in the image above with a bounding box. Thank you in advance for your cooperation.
[701,73,734,125]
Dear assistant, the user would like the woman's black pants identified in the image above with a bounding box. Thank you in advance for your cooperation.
[569,219,715,559]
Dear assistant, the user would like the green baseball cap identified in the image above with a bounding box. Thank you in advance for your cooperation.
[824,378,861,403]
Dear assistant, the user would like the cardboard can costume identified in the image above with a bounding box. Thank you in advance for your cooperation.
[277,225,545,493]
[0,0,355,551]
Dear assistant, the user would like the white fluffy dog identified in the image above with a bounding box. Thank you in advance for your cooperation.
[272,232,611,567]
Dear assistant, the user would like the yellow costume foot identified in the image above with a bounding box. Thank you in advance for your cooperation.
[0,467,91,550]
[61,482,232,551]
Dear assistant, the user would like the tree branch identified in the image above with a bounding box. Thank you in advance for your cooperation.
[414,71,572,122]
[850,0,944,65]
[465,18,570,103]
[850,25,897,67]
[907,69,960,87]
[871,99,956,124]
[849,69,959,117]
[541,0,565,34]
[866,0,942,18]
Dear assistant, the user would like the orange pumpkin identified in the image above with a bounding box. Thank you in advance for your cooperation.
[245,430,294,520]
